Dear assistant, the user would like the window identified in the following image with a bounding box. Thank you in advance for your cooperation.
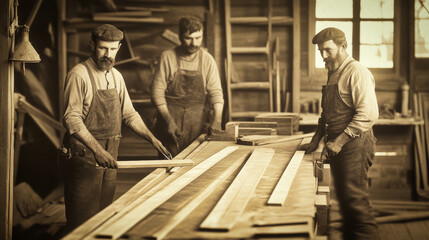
[313,0,395,69]
[415,0,429,58]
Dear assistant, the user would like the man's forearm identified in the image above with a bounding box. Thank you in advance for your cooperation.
[156,104,174,125]
[311,123,326,145]
[211,103,223,129]
[127,117,156,143]
[72,128,104,154]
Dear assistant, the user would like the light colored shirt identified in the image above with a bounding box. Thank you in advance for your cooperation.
[63,58,140,135]
[151,48,224,106]
[325,56,379,138]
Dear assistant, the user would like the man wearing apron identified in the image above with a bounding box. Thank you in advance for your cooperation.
[151,16,224,156]
[300,28,379,240]
[61,24,170,232]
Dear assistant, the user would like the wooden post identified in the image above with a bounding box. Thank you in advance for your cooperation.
[0,0,15,239]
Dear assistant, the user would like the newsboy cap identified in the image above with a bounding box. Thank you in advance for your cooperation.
[312,27,345,44]
[92,24,123,41]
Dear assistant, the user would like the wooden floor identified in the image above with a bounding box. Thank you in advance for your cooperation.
[328,190,429,240]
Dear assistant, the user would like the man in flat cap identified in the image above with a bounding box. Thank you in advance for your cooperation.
[61,24,170,231]
[300,27,379,240]
[151,16,224,156]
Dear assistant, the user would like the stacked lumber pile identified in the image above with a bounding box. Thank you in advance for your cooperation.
[254,112,300,135]
[64,137,318,240]
[225,121,279,137]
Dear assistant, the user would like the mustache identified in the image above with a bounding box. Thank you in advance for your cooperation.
[99,57,113,63]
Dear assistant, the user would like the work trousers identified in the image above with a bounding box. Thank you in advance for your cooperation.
[329,130,379,240]
[62,162,117,232]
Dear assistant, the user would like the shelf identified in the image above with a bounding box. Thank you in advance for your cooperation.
[230,16,293,25]
[230,82,270,90]
[230,46,268,54]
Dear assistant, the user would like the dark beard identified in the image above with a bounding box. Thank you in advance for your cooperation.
[96,57,114,71]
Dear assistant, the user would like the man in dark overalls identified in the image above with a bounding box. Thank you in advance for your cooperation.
[61,24,170,232]
[300,27,379,240]
[152,16,224,156]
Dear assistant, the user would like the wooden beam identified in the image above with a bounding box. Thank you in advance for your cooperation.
[200,148,275,231]
[86,146,239,239]
[92,16,164,23]
[161,29,181,46]
[376,211,429,224]
[93,11,152,17]
[142,152,249,239]
[0,0,14,239]
[292,0,301,113]
[267,148,305,206]
[117,159,193,169]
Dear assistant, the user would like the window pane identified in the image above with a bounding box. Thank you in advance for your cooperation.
[361,0,394,19]
[360,44,393,68]
[315,21,353,68]
[316,0,352,18]
[361,21,393,44]
[415,0,429,58]
[360,21,393,68]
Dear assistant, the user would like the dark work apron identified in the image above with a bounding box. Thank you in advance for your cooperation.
[62,61,122,231]
[155,49,209,157]
[321,60,379,240]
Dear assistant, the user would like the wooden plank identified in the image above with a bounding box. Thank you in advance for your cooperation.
[87,146,239,239]
[92,16,164,23]
[420,93,429,189]
[93,11,152,17]
[63,168,167,240]
[0,0,14,239]
[376,211,429,224]
[292,0,301,112]
[168,135,207,173]
[238,127,277,136]
[200,148,275,231]
[161,29,180,46]
[267,149,305,206]
[237,133,313,146]
[144,152,250,239]
[117,159,193,169]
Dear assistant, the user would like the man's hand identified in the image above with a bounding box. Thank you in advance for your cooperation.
[325,132,352,157]
[298,142,319,154]
[208,122,222,136]
[94,149,118,169]
[167,121,182,144]
[151,137,172,159]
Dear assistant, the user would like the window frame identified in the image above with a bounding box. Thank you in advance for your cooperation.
[308,0,401,84]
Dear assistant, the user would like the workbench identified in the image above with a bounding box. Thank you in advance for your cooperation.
[63,135,320,240]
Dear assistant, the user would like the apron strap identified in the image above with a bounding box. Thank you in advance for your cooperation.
[82,61,98,125]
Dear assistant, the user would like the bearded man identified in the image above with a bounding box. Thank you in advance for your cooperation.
[300,27,379,240]
[61,24,170,232]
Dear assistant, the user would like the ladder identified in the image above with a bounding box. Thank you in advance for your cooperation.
[224,0,274,120]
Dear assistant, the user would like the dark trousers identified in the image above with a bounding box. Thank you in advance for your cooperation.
[62,162,117,232]
[330,130,379,240]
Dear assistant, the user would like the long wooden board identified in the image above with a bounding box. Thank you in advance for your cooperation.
[85,146,239,239]
[199,148,275,231]
[267,149,305,206]
[117,159,193,169]
[63,168,166,240]
[143,152,250,239]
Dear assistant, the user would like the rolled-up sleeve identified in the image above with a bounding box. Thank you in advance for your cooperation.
[345,69,379,137]
[63,71,87,135]
[205,55,224,105]
[151,52,168,106]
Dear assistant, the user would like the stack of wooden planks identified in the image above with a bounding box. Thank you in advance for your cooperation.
[413,92,429,198]
[254,112,300,135]
[63,136,318,240]
[225,121,279,137]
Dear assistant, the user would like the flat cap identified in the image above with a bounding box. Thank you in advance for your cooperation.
[312,27,345,44]
[92,24,123,41]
